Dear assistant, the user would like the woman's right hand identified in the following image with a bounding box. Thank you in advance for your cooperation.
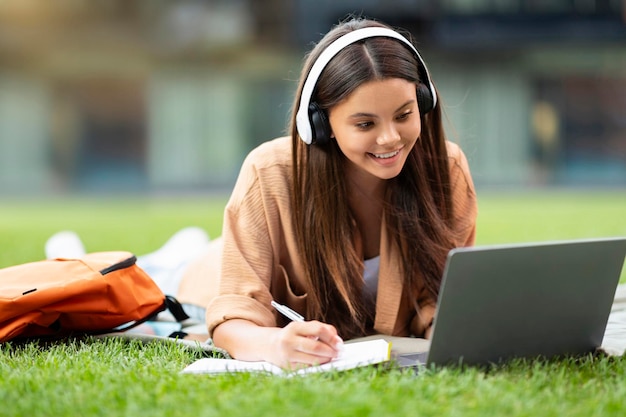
[212,319,344,369]
[267,320,344,369]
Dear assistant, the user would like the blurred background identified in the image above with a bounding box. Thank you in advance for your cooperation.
[1,0,625,196]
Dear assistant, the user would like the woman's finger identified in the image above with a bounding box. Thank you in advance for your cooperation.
[276,321,343,367]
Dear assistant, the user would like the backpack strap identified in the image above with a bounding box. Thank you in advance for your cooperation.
[102,296,190,334]
[164,295,190,322]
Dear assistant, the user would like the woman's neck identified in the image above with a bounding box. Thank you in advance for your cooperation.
[345,161,387,201]
[347,173,386,260]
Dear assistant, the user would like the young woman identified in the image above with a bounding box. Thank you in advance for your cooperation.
[46,17,477,368]
[188,17,478,369]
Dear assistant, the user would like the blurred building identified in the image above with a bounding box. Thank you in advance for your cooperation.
[0,0,625,194]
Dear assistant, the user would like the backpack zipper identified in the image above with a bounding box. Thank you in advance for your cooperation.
[99,255,137,275]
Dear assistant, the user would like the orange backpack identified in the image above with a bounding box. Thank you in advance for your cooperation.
[0,251,188,342]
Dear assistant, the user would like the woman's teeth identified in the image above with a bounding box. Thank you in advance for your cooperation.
[373,150,399,159]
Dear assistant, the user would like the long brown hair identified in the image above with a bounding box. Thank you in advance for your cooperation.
[290,18,456,338]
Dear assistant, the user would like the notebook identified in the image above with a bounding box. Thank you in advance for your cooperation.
[181,338,391,376]
[396,237,626,368]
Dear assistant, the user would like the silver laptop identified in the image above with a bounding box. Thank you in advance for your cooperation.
[397,237,626,368]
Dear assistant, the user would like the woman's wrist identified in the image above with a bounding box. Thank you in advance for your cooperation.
[212,319,280,362]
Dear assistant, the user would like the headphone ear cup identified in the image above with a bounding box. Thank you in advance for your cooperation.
[308,102,332,145]
[417,84,434,115]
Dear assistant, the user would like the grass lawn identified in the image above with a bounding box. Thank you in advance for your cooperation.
[1,190,625,417]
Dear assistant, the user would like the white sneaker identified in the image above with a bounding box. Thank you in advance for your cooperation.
[137,227,210,270]
[45,231,87,259]
[137,227,210,296]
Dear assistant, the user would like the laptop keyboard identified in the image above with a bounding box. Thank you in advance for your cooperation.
[395,351,429,367]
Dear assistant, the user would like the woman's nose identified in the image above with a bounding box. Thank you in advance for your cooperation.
[376,124,401,146]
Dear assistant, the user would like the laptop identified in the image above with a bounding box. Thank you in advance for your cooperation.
[396,237,626,368]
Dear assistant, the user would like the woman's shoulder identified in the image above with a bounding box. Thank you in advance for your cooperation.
[445,140,466,161]
[229,136,293,204]
[445,140,476,196]
[444,141,478,245]
[244,136,292,169]
[445,140,472,176]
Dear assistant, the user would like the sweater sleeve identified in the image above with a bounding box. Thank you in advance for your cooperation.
[446,141,478,247]
[205,156,278,335]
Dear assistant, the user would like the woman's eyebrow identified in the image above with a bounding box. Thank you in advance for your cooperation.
[394,99,415,112]
[348,112,377,119]
[348,100,415,119]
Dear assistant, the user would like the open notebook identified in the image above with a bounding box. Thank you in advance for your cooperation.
[181,338,391,376]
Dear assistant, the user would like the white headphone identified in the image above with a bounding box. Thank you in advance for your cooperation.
[295,26,438,145]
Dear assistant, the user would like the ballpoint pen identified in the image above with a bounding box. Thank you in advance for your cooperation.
[271,300,305,322]
[271,301,338,346]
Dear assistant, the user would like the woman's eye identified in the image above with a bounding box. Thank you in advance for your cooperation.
[356,121,373,130]
[397,111,412,121]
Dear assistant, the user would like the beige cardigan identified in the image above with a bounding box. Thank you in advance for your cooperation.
[177,136,477,338]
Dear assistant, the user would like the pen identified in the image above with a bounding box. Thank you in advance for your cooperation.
[271,300,305,322]
[271,301,334,346]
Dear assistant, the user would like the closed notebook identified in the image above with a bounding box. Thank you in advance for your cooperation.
[181,338,391,376]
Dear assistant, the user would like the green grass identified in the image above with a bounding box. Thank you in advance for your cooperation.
[0,196,227,268]
[1,190,626,417]
[475,191,626,245]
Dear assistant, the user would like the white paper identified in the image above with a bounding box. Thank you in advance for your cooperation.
[181,338,390,376]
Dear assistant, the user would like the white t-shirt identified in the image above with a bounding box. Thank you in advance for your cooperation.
[363,256,380,307]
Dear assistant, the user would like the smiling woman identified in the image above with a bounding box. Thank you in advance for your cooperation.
[171,17,478,369]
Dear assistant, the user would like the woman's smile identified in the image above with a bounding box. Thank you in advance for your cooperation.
[369,147,404,164]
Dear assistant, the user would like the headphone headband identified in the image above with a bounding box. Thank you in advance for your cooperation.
[295,26,437,145]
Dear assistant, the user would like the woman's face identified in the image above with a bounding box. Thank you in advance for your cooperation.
[328,78,421,189]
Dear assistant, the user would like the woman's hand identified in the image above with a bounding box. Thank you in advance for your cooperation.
[212,319,343,369]
[267,320,344,369]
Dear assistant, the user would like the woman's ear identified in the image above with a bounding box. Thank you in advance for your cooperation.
[328,109,335,139]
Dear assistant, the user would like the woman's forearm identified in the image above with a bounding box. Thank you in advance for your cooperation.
[212,319,279,362]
